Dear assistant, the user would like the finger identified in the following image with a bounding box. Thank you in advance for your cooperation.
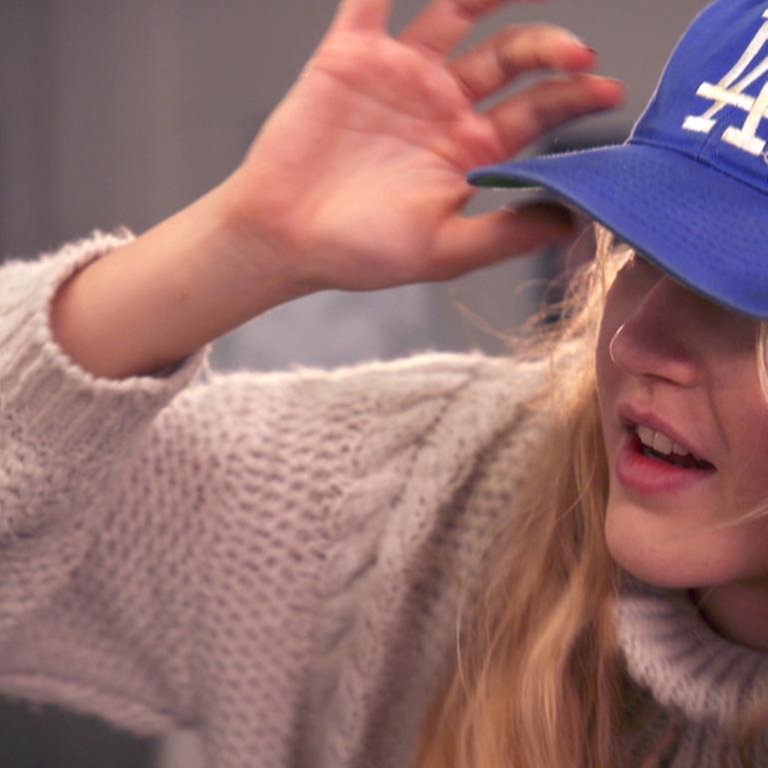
[398,0,541,58]
[488,73,627,157]
[329,0,393,33]
[428,203,577,281]
[451,24,595,104]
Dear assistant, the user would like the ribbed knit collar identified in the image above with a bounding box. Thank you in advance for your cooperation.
[615,572,768,729]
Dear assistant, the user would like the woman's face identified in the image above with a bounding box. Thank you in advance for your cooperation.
[596,249,768,593]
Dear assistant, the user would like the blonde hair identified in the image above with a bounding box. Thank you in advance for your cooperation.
[415,223,768,768]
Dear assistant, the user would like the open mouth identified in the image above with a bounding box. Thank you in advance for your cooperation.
[627,428,716,472]
[616,422,717,495]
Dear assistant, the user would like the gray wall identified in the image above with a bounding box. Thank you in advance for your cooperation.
[0,1,707,766]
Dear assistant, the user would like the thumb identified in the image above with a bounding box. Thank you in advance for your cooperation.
[430,203,580,280]
[329,0,393,33]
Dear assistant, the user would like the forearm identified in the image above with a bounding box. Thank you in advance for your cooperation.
[51,179,313,380]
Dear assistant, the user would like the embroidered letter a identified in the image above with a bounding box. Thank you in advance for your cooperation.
[683,9,768,156]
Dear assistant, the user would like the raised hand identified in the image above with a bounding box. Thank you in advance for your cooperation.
[223,0,626,292]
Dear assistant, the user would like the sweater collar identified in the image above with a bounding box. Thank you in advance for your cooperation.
[615,571,768,728]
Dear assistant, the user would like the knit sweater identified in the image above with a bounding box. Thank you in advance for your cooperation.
[1,230,768,768]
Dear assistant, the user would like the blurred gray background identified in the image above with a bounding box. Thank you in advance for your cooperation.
[0,1,706,766]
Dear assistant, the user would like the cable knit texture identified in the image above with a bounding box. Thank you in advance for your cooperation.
[1,230,767,767]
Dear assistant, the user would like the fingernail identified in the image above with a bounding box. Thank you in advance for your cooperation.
[603,77,627,92]
[565,31,592,50]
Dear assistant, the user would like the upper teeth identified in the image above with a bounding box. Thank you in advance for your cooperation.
[636,425,689,457]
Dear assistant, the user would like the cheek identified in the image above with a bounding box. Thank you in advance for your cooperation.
[707,344,768,508]
[724,406,768,508]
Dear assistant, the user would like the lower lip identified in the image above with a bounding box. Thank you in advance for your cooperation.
[615,432,716,495]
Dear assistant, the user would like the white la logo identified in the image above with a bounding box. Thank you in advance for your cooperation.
[683,9,768,156]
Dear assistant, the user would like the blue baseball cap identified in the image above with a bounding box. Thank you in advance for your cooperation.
[468,0,768,319]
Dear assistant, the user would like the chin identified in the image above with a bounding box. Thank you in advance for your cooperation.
[604,498,709,590]
[610,554,692,590]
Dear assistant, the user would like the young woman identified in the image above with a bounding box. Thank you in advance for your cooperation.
[1,0,764,766]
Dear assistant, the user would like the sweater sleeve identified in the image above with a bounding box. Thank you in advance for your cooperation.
[0,229,212,730]
[0,228,545,759]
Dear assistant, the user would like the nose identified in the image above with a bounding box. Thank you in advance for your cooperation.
[608,275,701,387]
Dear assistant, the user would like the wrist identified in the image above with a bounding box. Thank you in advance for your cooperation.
[215,165,333,294]
[191,177,320,312]
[51,182,316,380]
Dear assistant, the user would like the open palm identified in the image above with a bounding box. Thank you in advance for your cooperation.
[227,0,625,292]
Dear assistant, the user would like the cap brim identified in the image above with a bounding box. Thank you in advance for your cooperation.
[469,143,768,320]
